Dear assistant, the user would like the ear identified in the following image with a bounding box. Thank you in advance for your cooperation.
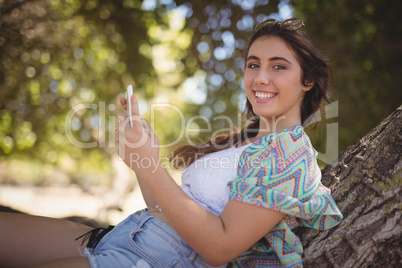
[303,80,314,92]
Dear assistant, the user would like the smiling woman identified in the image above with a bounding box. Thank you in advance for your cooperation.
[0,18,341,268]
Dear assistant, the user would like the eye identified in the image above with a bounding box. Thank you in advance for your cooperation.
[273,64,286,70]
[247,63,260,69]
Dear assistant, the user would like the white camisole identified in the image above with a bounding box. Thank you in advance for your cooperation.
[180,144,250,216]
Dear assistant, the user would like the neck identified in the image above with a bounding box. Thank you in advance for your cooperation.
[254,116,301,140]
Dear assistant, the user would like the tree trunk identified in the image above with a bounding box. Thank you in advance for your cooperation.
[296,105,402,267]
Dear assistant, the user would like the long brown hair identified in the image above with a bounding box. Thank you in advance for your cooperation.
[170,18,330,169]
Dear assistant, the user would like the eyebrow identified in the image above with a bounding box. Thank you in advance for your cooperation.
[246,55,292,64]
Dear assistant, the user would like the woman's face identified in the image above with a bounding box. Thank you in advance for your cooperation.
[244,36,312,127]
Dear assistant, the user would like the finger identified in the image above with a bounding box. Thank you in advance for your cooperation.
[128,94,140,117]
[141,118,148,129]
[119,97,127,110]
[141,118,151,127]
[141,118,154,137]
[142,125,151,136]
[142,118,154,133]
[142,118,159,144]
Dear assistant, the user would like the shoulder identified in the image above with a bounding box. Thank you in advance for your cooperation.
[230,125,322,204]
[274,126,317,165]
[238,126,315,171]
[267,125,312,153]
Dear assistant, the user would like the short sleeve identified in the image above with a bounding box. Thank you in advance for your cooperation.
[228,126,343,267]
[228,127,343,230]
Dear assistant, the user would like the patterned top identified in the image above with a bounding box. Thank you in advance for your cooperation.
[228,125,343,267]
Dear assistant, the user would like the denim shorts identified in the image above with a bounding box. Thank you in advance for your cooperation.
[82,209,228,268]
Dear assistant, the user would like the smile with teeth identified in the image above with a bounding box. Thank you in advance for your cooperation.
[255,91,276,100]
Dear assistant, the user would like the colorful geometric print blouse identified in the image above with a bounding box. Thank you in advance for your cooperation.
[228,125,343,267]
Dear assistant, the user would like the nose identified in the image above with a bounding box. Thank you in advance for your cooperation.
[254,69,269,85]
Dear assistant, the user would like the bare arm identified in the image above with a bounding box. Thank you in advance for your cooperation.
[138,167,284,266]
[136,174,158,208]
[118,97,157,208]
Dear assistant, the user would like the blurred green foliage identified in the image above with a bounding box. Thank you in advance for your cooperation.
[291,0,402,152]
[0,0,400,187]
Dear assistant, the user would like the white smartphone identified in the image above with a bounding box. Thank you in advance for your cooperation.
[126,85,133,128]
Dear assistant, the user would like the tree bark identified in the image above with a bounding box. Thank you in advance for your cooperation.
[296,105,402,267]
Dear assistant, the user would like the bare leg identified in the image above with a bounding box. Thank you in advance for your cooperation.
[31,257,91,268]
[0,212,94,267]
